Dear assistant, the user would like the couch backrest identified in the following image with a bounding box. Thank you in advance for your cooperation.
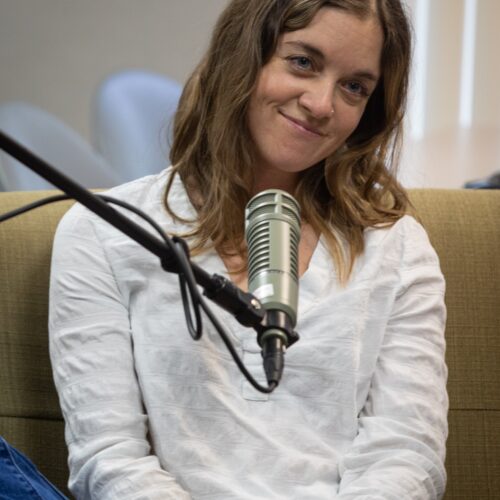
[0,189,499,498]
[0,191,73,494]
[409,189,500,500]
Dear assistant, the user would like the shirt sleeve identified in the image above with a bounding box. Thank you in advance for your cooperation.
[49,205,191,500]
[336,219,448,500]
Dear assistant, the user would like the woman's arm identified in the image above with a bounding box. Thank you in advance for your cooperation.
[49,204,191,500]
[337,220,448,500]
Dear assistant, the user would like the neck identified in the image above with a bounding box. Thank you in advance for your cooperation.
[251,167,300,196]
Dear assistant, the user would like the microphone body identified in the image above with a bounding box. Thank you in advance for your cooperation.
[245,189,301,386]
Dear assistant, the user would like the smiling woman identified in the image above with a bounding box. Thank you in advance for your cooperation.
[48,1,448,499]
[168,0,412,284]
[247,8,383,191]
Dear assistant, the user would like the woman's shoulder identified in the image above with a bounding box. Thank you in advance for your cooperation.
[91,167,172,213]
[362,214,441,272]
[366,214,432,247]
[54,167,190,240]
[373,215,439,267]
[59,166,190,224]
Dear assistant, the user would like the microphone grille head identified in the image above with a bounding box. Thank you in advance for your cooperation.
[245,190,301,320]
[245,190,301,229]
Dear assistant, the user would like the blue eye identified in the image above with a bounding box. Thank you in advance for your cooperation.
[345,81,368,96]
[289,56,313,71]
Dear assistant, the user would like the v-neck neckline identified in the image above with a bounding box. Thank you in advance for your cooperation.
[167,170,336,323]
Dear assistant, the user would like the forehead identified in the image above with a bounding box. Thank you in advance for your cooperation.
[279,7,384,77]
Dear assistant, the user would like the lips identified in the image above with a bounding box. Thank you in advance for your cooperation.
[279,111,326,137]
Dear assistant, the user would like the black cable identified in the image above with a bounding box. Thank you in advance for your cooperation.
[172,237,203,341]
[99,197,275,392]
[0,193,275,393]
[0,194,69,223]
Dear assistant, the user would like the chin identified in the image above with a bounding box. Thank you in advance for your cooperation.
[265,151,317,172]
[276,159,319,174]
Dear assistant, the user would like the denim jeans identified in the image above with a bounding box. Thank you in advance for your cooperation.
[0,436,68,499]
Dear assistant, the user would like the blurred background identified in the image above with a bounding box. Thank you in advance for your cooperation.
[402,0,500,188]
[0,0,499,189]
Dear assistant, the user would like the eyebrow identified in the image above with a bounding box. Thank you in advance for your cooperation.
[284,40,324,60]
[283,40,379,82]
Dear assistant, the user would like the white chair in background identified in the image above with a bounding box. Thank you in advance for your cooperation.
[0,101,120,191]
[92,69,182,183]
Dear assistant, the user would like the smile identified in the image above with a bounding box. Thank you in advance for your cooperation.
[279,111,326,137]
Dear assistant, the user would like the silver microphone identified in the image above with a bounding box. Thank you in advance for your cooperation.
[245,189,301,386]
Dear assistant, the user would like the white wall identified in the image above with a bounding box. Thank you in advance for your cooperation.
[1,0,499,188]
[401,0,500,188]
[0,0,228,141]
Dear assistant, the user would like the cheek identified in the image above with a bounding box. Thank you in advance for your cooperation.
[247,78,275,129]
[335,103,368,138]
[247,97,267,144]
[251,65,279,105]
[251,60,300,110]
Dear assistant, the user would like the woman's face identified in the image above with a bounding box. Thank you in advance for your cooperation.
[247,7,383,191]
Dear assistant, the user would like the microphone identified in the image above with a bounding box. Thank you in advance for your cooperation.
[245,189,301,387]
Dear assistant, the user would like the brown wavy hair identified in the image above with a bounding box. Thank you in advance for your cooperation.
[166,0,412,282]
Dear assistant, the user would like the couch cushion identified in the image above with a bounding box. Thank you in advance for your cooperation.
[0,191,73,420]
[410,189,500,500]
[410,189,499,411]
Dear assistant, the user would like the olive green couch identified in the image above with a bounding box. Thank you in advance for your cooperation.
[0,189,499,499]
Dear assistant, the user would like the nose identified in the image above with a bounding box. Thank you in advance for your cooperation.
[298,78,335,119]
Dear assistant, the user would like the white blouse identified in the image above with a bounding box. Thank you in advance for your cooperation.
[49,168,448,499]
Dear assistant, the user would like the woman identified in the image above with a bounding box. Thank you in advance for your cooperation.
[49,0,448,498]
